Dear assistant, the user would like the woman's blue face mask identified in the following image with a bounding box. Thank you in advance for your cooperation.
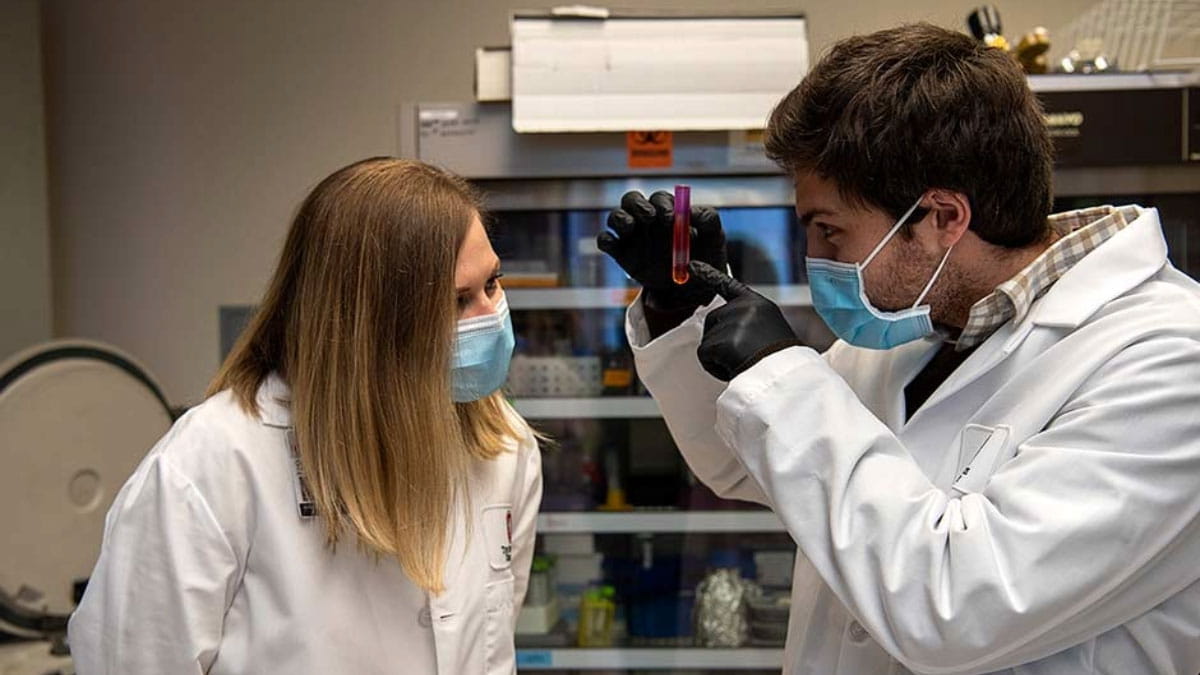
[805,197,953,350]
[450,295,514,402]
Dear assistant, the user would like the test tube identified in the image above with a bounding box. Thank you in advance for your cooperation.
[672,184,691,285]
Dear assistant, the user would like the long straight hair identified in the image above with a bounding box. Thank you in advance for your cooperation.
[208,158,522,593]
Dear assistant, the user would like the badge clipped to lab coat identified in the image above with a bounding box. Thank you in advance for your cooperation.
[286,429,316,518]
[482,503,514,569]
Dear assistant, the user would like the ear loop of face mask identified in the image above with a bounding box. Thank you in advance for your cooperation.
[859,197,955,311]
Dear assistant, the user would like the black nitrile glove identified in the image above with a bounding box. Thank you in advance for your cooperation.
[690,261,805,382]
[597,191,727,335]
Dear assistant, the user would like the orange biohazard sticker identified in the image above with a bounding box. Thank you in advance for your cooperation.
[627,131,673,169]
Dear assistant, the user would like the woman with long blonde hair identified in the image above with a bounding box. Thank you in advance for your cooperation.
[68,158,542,674]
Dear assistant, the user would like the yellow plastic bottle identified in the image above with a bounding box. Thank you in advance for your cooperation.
[577,585,616,647]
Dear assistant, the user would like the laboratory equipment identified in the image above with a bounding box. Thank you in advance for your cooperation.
[517,556,560,635]
[577,585,616,647]
[672,185,691,285]
[0,340,174,665]
[596,446,632,511]
[0,640,73,675]
[1059,39,1115,73]
[967,5,1010,50]
[746,591,791,647]
[693,550,756,648]
[1055,0,1200,72]
[507,355,602,397]
[626,535,692,643]
[1016,27,1052,74]
[543,534,604,635]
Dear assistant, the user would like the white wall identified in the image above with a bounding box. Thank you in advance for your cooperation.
[41,0,1098,405]
[1,0,52,363]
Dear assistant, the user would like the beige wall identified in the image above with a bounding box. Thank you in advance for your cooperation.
[1,0,52,363]
[41,0,1097,405]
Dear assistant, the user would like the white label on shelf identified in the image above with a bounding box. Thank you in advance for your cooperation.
[418,108,460,122]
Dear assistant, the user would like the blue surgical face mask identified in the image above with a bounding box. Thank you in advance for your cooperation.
[450,295,514,402]
[805,197,953,350]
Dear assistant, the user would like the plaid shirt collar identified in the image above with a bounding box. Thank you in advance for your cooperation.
[954,205,1139,350]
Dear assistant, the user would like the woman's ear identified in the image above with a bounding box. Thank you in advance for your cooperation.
[925,189,972,248]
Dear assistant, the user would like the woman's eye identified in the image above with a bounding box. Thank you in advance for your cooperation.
[485,273,504,294]
[456,295,469,310]
[820,225,835,239]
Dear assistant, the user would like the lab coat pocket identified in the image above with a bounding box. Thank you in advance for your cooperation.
[484,575,516,675]
[482,503,514,571]
[952,425,1013,495]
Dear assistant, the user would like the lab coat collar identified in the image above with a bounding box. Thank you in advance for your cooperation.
[907,206,1165,423]
[1029,205,1167,329]
[255,372,293,428]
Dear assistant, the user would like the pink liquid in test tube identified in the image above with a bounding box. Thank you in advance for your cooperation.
[672,184,691,285]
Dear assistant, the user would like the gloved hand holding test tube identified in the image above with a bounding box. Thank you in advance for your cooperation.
[596,185,728,335]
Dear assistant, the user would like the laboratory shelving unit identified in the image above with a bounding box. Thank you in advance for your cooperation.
[508,283,798,670]
[507,284,811,422]
[505,286,812,310]
[516,647,783,671]
[426,99,822,671]
[521,501,788,670]
[535,511,784,535]
[512,397,661,420]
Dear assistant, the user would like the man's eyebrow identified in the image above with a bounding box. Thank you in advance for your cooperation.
[797,208,836,225]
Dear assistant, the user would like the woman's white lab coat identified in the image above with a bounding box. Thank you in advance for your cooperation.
[68,373,542,675]
[629,207,1200,674]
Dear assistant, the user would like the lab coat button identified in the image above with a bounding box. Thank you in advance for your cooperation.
[848,620,870,643]
[417,606,432,628]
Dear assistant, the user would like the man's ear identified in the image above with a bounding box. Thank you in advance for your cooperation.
[924,189,971,248]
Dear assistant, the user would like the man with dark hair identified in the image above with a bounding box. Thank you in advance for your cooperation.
[600,23,1200,674]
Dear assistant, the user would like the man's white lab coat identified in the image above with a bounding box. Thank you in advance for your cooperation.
[630,207,1200,674]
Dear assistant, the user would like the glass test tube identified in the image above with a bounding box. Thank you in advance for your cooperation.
[672,184,691,285]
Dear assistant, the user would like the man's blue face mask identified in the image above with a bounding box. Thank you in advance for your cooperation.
[805,197,953,350]
[450,295,514,402]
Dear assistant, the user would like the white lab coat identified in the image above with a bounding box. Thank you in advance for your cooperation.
[68,373,542,675]
[630,206,1200,674]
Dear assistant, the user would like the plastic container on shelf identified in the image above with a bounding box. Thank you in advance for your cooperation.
[577,585,617,647]
[551,543,603,635]
[526,555,555,606]
[746,589,791,647]
[601,349,635,395]
[753,550,795,588]
[507,354,602,397]
[693,550,760,648]
[625,535,693,642]
[517,556,561,635]
[596,446,632,512]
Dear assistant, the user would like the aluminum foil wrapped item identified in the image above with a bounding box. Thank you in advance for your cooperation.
[693,566,761,647]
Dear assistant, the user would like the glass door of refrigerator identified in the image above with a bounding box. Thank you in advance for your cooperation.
[494,194,822,672]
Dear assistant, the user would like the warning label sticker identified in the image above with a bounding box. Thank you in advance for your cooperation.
[626,131,673,169]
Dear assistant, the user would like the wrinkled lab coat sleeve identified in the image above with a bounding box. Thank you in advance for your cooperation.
[626,294,770,507]
[68,453,240,674]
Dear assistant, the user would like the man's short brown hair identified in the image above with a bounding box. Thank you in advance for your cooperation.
[765,23,1054,247]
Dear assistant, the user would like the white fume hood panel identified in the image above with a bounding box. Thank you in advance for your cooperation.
[510,14,808,133]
